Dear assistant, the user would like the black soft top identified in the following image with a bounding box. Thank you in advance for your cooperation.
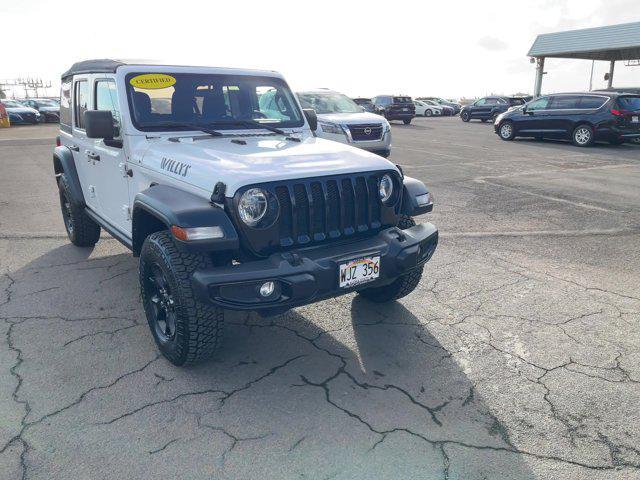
[61,59,126,78]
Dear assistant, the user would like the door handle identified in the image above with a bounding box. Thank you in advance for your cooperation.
[86,151,100,162]
[69,144,80,152]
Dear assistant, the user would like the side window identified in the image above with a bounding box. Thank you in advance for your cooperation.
[475,98,486,106]
[60,79,72,127]
[577,96,606,109]
[527,97,550,111]
[74,80,89,129]
[485,98,497,105]
[549,96,579,110]
[495,98,507,105]
[95,79,121,138]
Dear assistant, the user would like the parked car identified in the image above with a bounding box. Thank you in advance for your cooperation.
[494,92,640,147]
[352,97,376,113]
[20,98,60,122]
[0,99,41,124]
[297,90,392,157]
[595,88,640,144]
[416,97,461,114]
[460,96,526,123]
[372,95,415,124]
[413,100,441,117]
[432,102,455,116]
[54,59,437,365]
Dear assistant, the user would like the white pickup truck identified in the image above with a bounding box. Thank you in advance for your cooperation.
[54,60,438,365]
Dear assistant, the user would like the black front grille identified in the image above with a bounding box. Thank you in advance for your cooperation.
[231,172,400,255]
[348,124,383,141]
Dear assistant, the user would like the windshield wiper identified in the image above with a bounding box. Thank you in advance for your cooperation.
[204,120,288,136]
[138,121,224,137]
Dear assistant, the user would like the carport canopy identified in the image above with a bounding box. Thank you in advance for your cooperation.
[528,21,640,97]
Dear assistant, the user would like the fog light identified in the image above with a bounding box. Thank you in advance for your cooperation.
[259,281,275,298]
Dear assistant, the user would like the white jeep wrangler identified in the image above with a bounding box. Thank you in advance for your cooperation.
[54,60,438,366]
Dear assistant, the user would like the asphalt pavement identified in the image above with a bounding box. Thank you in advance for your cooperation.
[1,118,639,479]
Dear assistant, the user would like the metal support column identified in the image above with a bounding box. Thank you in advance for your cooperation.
[607,60,615,88]
[533,57,545,98]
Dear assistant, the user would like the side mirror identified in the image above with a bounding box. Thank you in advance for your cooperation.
[85,110,115,139]
[303,108,317,131]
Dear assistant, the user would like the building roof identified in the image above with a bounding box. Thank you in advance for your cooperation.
[528,21,640,61]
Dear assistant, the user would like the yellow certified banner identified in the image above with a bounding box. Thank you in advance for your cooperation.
[129,73,176,89]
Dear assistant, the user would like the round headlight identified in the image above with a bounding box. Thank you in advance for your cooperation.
[379,174,394,203]
[238,188,268,226]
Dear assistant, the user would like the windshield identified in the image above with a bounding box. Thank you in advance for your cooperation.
[617,96,640,111]
[2,100,23,108]
[393,97,412,104]
[126,72,304,131]
[509,98,525,105]
[297,92,361,114]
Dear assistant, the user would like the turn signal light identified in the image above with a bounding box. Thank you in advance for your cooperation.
[171,225,224,241]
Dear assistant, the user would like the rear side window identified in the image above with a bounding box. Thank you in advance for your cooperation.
[549,96,580,110]
[617,96,640,111]
[74,80,89,129]
[577,96,607,109]
[60,79,72,127]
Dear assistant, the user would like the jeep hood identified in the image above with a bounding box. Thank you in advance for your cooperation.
[140,135,398,196]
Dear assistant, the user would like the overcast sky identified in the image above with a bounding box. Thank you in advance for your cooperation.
[1,0,639,99]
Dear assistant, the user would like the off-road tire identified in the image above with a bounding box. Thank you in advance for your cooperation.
[58,174,100,247]
[140,231,224,366]
[357,215,424,303]
[403,119,412,125]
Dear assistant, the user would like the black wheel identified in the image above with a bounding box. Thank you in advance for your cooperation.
[140,231,224,366]
[498,121,515,141]
[572,125,594,147]
[58,174,100,247]
[631,138,640,145]
[357,215,423,303]
[460,111,470,122]
[403,119,411,125]
[481,118,488,123]
[424,109,432,117]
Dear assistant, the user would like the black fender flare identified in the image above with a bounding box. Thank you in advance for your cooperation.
[53,146,85,206]
[132,184,239,255]
[400,176,433,217]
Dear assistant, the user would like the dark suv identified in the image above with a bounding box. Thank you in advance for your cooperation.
[494,92,640,147]
[460,96,526,123]
[372,95,415,124]
[352,97,376,113]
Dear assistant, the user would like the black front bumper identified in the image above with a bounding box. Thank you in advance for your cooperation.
[192,223,438,313]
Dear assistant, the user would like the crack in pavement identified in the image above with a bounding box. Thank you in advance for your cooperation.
[96,354,306,426]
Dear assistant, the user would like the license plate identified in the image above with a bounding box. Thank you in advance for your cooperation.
[402,108,409,111]
[632,116,639,123]
[339,255,380,288]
